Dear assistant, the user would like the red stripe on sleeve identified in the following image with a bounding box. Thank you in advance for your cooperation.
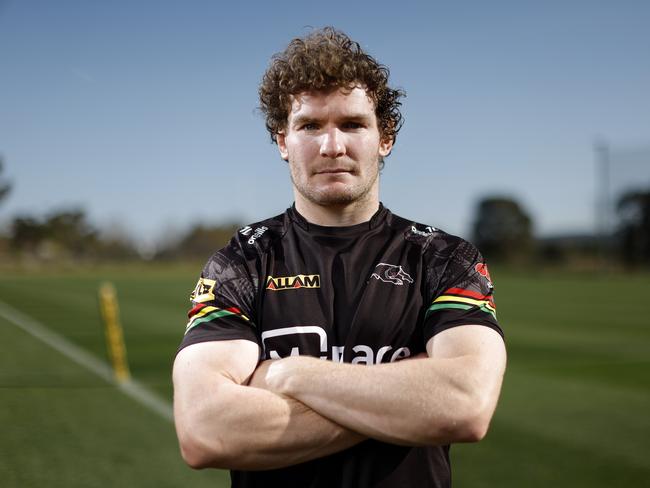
[187,303,207,318]
[444,287,493,301]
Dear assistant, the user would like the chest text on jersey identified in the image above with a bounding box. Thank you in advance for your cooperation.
[261,325,411,364]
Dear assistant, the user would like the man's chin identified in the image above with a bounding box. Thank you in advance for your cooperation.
[308,187,366,206]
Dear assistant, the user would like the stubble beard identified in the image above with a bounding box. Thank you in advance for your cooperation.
[290,160,380,208]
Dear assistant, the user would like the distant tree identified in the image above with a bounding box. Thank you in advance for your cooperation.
[45,210,98,256]
[9,208,138,262]
[472,196,534,262]
[617,189,650,266]
[10,210,96,259]
[0,156,11,206]
[155,223,241,260]
[10,216,48,254]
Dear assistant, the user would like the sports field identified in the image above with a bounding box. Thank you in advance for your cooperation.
[1,264,648,487]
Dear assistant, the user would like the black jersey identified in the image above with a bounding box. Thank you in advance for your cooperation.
[178,204,502,488]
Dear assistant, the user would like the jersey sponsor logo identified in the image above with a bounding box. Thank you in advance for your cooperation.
[475,262,493,288]
[261,325,411,364]
[410,224,436,237]
[245,226,268,245]
[371,263,414,286]
[266,274,321,291]
[190,277,216,303]
[239,225,253,236]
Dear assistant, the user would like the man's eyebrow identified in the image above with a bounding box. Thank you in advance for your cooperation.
[340,113,373,121]
[290,115,317,127]
[290,113,373,126]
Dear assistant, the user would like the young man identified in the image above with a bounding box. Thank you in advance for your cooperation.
[173,27,506,488]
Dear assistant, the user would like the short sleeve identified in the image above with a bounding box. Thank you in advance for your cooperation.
[177,239,260,353]
[423,239,503,343]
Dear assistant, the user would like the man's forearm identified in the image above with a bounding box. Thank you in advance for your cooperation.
[260,329,506,446]
[173,341,364,471]
[175,378,363,470]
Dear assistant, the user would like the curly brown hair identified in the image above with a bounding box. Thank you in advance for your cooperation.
[259,27,405,146]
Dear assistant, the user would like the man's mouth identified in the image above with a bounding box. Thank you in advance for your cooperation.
[315,168,352,175]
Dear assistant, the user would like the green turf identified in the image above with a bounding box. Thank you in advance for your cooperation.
[452,269,650,487]
[1,265,649,486]
[0,264,229,487]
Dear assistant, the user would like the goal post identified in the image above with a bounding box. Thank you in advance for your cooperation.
[98,282,131,383]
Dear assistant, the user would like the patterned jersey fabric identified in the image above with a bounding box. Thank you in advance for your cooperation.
[178,204,503,488]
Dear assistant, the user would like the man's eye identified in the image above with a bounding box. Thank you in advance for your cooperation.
[342,122,363,130]
[301,123,319,131]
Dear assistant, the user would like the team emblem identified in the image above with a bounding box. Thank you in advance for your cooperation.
[371,263,413,286]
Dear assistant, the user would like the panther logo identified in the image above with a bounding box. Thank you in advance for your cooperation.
[475,262,494,288]
[371,263,414,286]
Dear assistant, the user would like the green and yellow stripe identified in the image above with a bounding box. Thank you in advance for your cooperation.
[426,287,497,320]
[185,304,250,334]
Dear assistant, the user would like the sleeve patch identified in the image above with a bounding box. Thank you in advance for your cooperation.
[190,278,217,303]
[474,263,494,288]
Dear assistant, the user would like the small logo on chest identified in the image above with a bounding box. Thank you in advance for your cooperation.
[266,274,321,291]
[371,263,413,286]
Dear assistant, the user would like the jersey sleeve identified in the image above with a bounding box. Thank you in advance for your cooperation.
[177,238,260,353]
[422,239,503,342]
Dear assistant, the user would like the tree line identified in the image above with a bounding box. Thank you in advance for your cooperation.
[1,159,649,266]
[471,193,650,267]
[3,195,648,267]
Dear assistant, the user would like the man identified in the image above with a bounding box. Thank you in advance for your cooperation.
[173,27,506,488]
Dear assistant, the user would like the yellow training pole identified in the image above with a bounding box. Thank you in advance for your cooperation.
[98,282,131,383]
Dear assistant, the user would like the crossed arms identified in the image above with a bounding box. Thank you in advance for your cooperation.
[172,325,506,470]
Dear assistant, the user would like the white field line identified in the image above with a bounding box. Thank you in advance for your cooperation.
[0,299,173,422]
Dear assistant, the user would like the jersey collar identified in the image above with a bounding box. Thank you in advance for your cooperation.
[288,203,389,234]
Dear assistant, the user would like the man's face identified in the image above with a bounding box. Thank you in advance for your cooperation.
[276,86,393,209]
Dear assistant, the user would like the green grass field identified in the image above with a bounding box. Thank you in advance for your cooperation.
[1,264,648,487]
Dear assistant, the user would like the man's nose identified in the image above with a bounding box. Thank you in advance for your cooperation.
[319,128,345,158]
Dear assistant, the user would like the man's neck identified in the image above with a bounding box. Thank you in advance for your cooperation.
[294,197,380,227]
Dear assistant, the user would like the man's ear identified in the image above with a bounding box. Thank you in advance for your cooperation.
[379,136,394,158]
[276,132,289,161]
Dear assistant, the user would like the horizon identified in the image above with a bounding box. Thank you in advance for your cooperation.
[1,1,649,248]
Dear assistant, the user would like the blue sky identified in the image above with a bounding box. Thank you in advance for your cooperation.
[1,0,649,249]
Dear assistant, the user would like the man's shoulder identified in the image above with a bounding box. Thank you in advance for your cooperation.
[386,211,490,295]
[233,211,288,253]
[202,211,288,271]
[386,210,467,256]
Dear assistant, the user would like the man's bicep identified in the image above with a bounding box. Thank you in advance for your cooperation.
[426,325,506,368]
[172,339,260,452]
[427,325,506,438]
[173,339,260,389]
